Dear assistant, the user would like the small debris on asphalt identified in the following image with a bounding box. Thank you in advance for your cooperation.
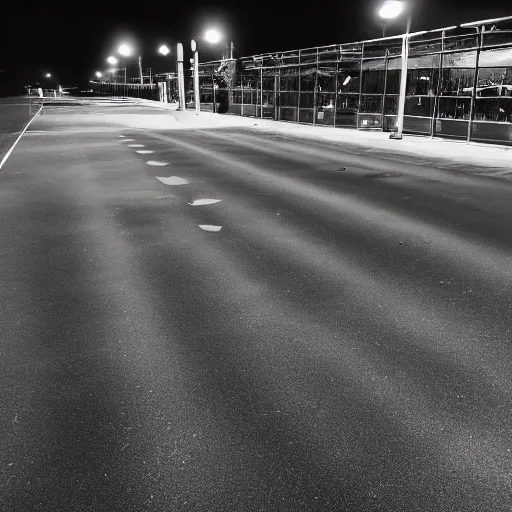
[398,241,404,246]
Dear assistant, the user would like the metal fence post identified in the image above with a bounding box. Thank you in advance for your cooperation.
[358,43,364,128]
[260,67,263,118]
[334,61,338,127]
[381,49,389,130]
[467,27,482,142]
[297,50,301,122]
[431,32,444,138]
[241,80,244,116]
[313,48,318,125]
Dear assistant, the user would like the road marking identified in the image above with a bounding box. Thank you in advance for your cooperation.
[136,150,154,154]
[0,104,43,171]
[187,199,222,206]
[198,225,222,232]
[127,144,145,147]
[147,160,169,167]
[155,176,189,185]
[119,138,136,142]
[118,135,126,138]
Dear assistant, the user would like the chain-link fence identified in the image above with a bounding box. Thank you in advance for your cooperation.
[89,82,159,100]
[196,17,512,145]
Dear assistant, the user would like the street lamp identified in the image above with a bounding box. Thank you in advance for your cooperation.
[204,28,233,59]
[379,0,405,20]
[45,73,52,78]
[118,43,133,57]
[95,71,102,79]
[107,56,118,65]
[204,29,222,45]
[378,0,411,140]
[158,45,170,56]
[118,43,143,85]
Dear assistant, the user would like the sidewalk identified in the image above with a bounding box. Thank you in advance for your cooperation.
[131,100,512,176]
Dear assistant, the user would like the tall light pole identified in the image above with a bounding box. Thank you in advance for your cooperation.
[176,43,186,110]
[118,43,135,84]
[191,39,200,114]
[204,28,233,59]
[379,0,411,139]
[107,56,119,83]
[157,45,172,101]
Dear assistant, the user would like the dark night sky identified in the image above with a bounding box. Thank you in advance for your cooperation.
[1,0,510,87]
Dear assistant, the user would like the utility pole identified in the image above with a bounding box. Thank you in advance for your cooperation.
[138,56,143,85]
[192,40,200,114]
[176,43,186,110]
[390,14,411,140]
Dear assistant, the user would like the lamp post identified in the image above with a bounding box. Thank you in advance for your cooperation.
[107,56,120,83]
[118,43,138,84]
[204,28,233,59]
[191,39,200,114]
[379,0,411,139]
[157,45,172,102]
[176,43,186,110]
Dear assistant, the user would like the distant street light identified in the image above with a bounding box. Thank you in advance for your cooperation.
[107,56,118,65]
[158,45,170,56]
[204,28,222,45]
[45,73,51,78]
[203,27,233,59]
[118,43,133,57]
[379,0,405,19]
[95,71,102,78]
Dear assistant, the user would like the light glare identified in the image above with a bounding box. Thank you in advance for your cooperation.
[204,29,222,44]
[379,0,405,19]
[95,71,102,78]
[159,45,170,56]
[118,43,133,57]
[107,56,118,65]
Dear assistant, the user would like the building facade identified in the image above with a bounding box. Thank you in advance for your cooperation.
[194,16,512,145]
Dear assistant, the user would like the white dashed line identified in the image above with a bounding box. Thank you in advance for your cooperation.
[118,135,126,138]
[136,150,154,154]
[155,176,189,185]
[119,138,136,142]
[0,104,43,171]
[147,160,170,167]
[198,225,223,232]
[127,144,145,147]
[187,199,222,206]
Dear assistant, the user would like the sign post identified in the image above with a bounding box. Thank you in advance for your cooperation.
[176,43,186,111]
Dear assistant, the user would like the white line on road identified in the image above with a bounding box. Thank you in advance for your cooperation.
[119,138,136,142]
[198,225,223,232]
[118,135,126,138]
[155,176,189,185]
[136,150,154,154]
[187,199,222,206]
[147,160,170,167]
[127,144,145,147]
[0,104,43,171]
